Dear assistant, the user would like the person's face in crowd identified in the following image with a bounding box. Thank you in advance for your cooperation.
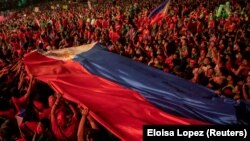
[154,58,159,65]
[173,54,178,59]
[226,46,231,52]
[46,46,52,51]
[201,42,206,48]
[203,58,210,65]
[181,39,186,46]
[157,49,162,55]
[48,95,55,107]
[135,49,141,55]
[200,50,206,56]
[227,75,233,83]
[57,111,67,128]
[207,68,214,77]
[234,44,240,51]
[244,14,248,21]
[189,60,195,68]
[235,53,242,60]
[209,41,215,48]
[191,48,197,55]
[219,43,224,50]
[213,76,224,85]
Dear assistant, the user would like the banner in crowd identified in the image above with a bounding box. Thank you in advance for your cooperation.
[24,43,207,141]
[215,1,231,18]
[24,43,250,140]
[72,43,250,125]
[148,0,171,25]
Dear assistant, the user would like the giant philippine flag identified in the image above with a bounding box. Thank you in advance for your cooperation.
[24,43,249,140]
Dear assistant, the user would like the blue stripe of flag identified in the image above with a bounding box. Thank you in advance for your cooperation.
[73,43,250,125]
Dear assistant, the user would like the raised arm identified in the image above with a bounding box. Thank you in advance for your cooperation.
[68,103,78,118]
[87,115,99,130]
[51,94,61,120]
[77,107,89,141]
[23,76,35,100]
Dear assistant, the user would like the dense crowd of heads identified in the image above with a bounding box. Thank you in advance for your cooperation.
[0,0,250,140]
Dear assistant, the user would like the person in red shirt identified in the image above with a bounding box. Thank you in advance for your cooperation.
[37,95,56,120]
[51,94,78,141]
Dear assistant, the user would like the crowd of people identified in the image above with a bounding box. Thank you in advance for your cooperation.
[0,0,250,140]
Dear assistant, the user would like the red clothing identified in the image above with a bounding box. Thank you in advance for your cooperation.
[165,56,173,64]
[52,115,78,141]
[78,19,83,29]
[11,42,21,51]
[142,29,150,39]
[197,21,203,33]
[39,108,51,120]
[228,23,236,32]
[208,20,215,29]
[33,33,40,40]
[109,31,120,42]
[33,100,44,111]
[101,20,109,28]
[84,31,92,39]
[169,22,174,29]
[115,24,122,32]
[150,13,166,25]
[62,19,68,28]
[0,108,15,119]
[22,121,38,132]
[18,32,26,43]
[224,21,232,31]
[241,67,250,77]
[0,33,6,39]
[95,20,102,28]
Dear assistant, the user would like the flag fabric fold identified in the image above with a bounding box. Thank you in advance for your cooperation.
[24,43,250,141]
[72,43,250,125]
[24,44,207,141]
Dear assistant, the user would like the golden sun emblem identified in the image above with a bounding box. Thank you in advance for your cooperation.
[62,51,70,58]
